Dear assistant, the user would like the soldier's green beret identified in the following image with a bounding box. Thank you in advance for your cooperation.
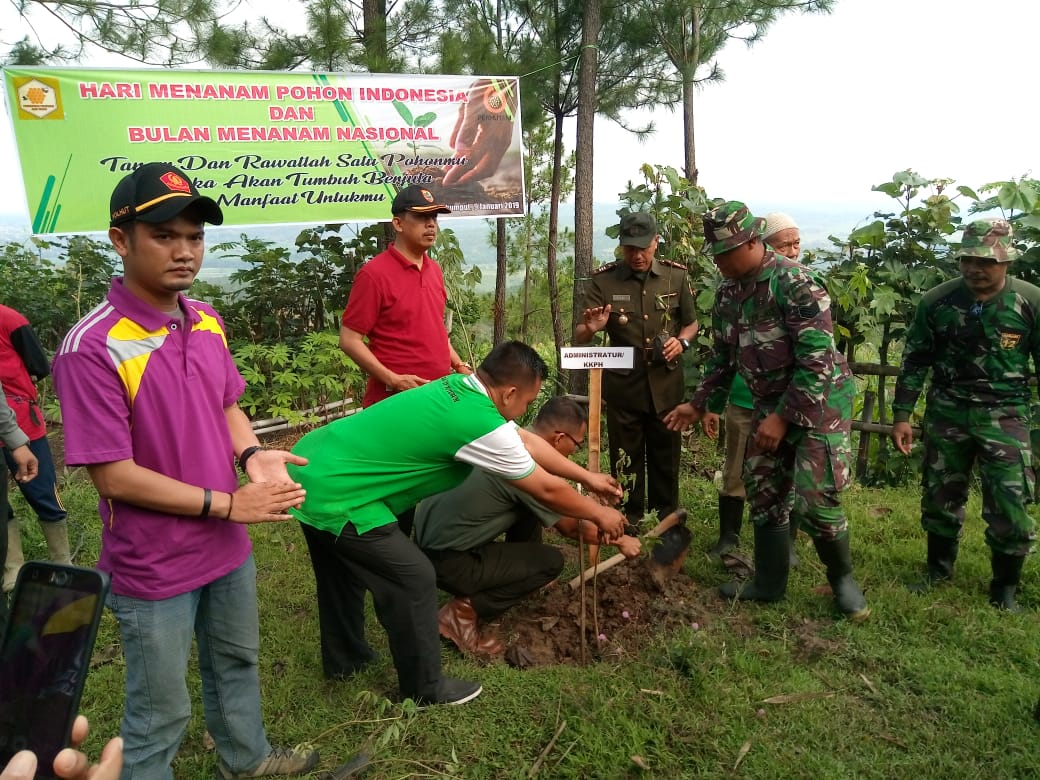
[702,201,766,256]
[955,218,1018,263]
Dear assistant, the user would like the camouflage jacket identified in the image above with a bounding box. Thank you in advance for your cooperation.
[892,276,1040,421]
[582,256,697,413]
[690,252,852,431]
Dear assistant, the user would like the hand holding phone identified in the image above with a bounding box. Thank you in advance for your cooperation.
[0,564,110,780]
[1,715,122,779]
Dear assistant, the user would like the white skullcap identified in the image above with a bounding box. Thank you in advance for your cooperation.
[763,212,799,240]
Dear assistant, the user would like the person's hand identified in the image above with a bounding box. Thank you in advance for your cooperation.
[452,362,474,375]
[1,715,123,780]
[227,481,307,524]
[753,412,788,452]
[10,444,38,483]
[582,472,622,505]
[593,506,626,541]
[701,411,720,440]
[244,449,308,484]
[442,79,518,186]
[581,305,611,335]
[616,534,642,559]
[661,337,685,362]
[389,373,430,392]
[892,421,914,455]
[663,403,701,432]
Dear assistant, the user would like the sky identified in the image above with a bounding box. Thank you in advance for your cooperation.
[0,0,1037,228]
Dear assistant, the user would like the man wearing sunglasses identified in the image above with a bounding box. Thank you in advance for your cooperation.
[892,218,1040,612]
[414,395,641,656]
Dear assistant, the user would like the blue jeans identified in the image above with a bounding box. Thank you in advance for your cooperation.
[4,435,66,523]
[107,556,271,780]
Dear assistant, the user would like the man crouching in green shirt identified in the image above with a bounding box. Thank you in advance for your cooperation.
[288,341,626,706]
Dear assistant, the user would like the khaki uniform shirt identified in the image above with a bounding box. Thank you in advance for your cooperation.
[582,257,697,413]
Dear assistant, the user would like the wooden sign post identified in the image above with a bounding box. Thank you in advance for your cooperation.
[559,346,634,566]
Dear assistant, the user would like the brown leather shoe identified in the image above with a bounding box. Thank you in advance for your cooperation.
[438,597,503,656]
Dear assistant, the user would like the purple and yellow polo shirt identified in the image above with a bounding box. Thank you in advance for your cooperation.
[53,278,248,600]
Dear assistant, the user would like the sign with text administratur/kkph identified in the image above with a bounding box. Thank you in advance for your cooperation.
[2,67,524,234]
[560,347,635,370]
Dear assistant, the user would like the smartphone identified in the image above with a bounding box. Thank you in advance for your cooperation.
[0,562,110,777]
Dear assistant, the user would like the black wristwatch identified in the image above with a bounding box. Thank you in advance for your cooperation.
[238,445,265,473]
[678,338,690,352]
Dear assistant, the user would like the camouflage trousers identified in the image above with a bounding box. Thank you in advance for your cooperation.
[919,397,1036,555]
[744,419,853,541]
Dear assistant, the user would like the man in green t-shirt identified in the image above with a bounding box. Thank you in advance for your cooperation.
[288,342,626,707]
[414,396,641,656]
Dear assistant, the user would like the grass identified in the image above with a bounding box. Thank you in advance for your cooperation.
[9,452,1040,779]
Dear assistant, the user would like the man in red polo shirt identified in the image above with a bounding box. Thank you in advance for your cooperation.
[340,185,472,409]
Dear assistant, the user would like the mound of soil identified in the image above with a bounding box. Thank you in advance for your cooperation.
[493,548,716,668]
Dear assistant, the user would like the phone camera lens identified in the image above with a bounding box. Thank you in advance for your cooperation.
[52,571,69,586]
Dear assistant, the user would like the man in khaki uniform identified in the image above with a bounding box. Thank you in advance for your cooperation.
[574,212,698,525]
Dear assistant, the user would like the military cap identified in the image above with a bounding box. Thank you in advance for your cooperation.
[702,201,765,256]
[391,185,451,215]
[955,218,1018,263]
[110,162,223,227]
[618,212,658,248]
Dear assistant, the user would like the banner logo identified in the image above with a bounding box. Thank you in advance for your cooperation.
[15,77,64,120]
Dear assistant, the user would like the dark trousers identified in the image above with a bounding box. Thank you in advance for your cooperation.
[606,404,681,521]
[424,541,563,620]
[298,520,442,700]
[0,470,7,626]
[4,436,66,523]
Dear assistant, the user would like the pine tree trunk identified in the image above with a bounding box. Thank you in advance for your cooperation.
[569,0,600,395]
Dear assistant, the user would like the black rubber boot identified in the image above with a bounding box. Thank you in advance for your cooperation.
[813,534,870,621]
[719,523,789,602]
[988,551,1025,613]
[789,518,801,568]
[708,496,744,556]
[907,533,959,593]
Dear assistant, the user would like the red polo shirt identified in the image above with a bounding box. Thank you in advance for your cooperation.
[342,244,451,407]
[0,304,46,440]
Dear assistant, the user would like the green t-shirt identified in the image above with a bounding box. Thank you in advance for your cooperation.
[728,373,754,410]
[288,374,536,535]
[414,466,561,551]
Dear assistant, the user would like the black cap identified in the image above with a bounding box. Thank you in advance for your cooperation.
[391,185,451,216]
[109,163,223,227]
[618,212,657,248]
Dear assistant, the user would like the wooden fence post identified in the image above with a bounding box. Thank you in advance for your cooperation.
[855,390,876,481]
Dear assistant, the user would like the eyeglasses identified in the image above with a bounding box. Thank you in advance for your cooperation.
[558,430,585,451]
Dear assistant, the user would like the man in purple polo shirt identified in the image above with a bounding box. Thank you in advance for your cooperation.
[339,184,472,410]
[52,163,318,780]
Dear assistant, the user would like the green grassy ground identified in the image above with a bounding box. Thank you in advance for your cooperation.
[10,461,1040,779]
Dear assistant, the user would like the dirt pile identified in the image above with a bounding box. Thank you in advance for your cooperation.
[494,554,715,668]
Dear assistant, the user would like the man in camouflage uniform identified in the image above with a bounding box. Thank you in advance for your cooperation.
[574,212,698,526]
[665,201,868,621]
[892,218,1039,612]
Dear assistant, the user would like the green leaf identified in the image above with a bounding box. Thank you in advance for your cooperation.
[848,220,886,246]
[996,182,1038,213]
[956,185,980,200]
[392,100,414,125]
[893,170,930,187]
[871,182,902,198]
[414,111,437,127]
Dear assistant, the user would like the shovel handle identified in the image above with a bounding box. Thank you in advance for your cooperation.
[567,509,687,590]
